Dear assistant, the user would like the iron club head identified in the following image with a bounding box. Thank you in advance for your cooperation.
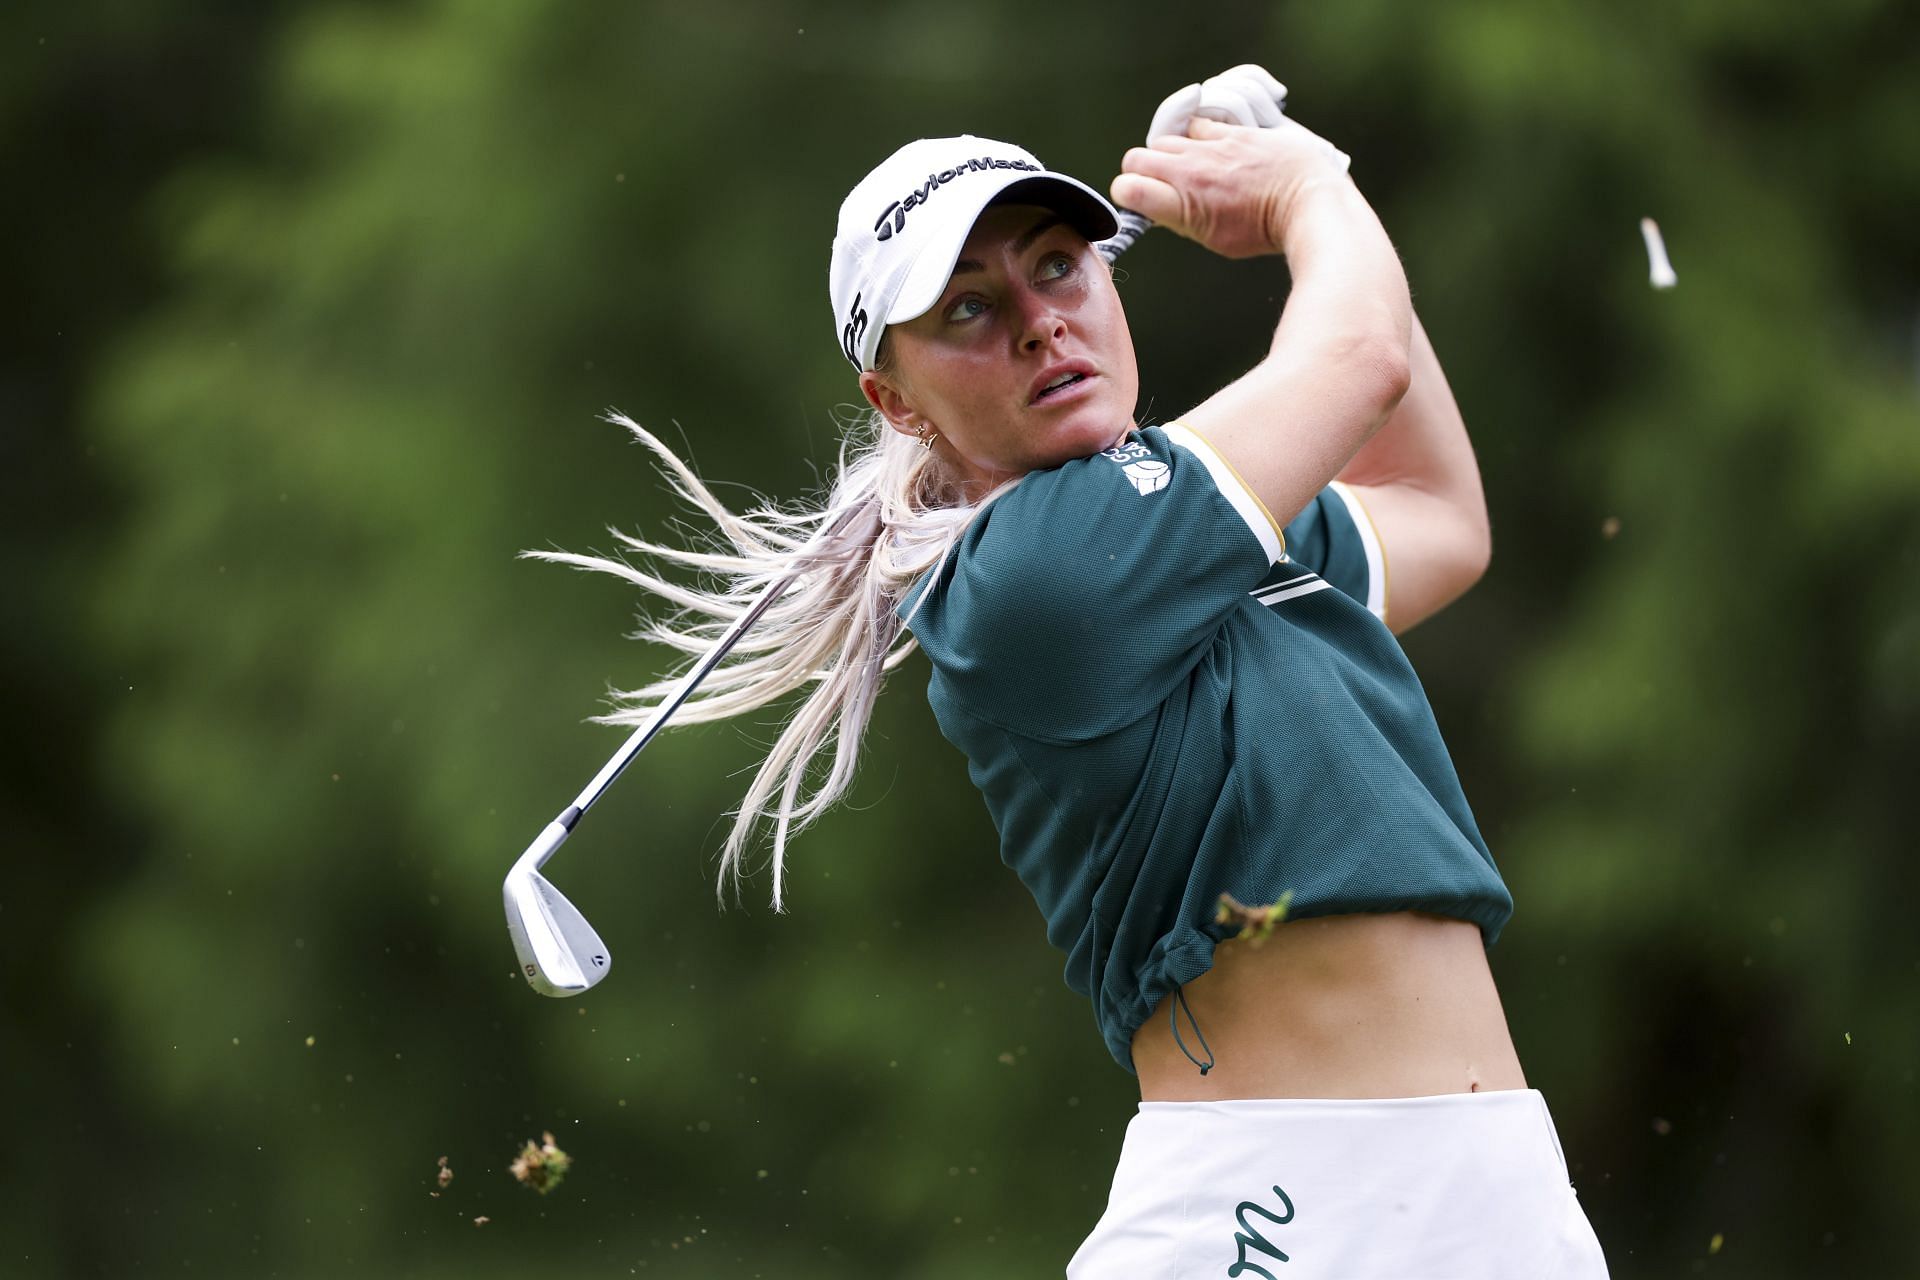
[503,817,610,996]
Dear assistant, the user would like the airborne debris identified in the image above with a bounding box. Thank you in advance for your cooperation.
[473,1216,490,1227]
[1216,891,1293,943]
[1709,1232,1724,1255]
[1600,516,1621,540]
[1639,217,1677,289]
[436,1156,454,1189]
[509,1131,573,1195]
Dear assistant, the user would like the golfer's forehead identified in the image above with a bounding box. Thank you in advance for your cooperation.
[953,204,1070,270]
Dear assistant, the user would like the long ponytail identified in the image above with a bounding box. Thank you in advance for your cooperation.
[523,409,1011,909]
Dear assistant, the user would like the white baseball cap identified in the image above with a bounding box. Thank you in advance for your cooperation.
[828,135,1120,372]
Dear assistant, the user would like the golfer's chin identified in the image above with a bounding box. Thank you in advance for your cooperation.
[1045,419,1137,469]
[1027,394,1136,468]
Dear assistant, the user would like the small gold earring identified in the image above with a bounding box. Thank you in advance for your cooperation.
[915,423,938,451]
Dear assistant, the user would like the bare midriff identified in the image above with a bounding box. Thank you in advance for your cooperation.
[1131,911,1528,1102]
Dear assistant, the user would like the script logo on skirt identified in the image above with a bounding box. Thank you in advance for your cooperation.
[1227,1184,1296,1278]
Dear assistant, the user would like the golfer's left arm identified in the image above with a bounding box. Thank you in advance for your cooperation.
[1333,311,1490,634]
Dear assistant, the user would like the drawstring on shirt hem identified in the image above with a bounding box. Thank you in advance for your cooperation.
[1169,985,1214,1076]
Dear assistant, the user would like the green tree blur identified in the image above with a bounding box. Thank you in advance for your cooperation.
[4,1,1915,1276]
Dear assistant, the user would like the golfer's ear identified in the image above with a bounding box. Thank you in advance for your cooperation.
[860,371,921,437]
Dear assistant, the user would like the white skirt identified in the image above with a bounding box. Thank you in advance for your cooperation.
[1066,1088,1608,1279]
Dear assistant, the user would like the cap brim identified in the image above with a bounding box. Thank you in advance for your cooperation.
[885,173,1121,329]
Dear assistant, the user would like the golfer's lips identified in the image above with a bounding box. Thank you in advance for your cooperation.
[1029,359,1098,405]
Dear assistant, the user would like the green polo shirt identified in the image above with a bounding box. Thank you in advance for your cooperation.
[898,422,1512,1072]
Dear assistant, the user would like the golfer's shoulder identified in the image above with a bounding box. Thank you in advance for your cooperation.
[958,439,1153,585]
[927,435,1184,653]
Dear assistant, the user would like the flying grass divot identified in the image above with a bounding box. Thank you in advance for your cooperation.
[510,1132,573,1195]
[1216,891,1293,943]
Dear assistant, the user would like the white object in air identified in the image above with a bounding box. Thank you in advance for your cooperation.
[1640,217,1677,289]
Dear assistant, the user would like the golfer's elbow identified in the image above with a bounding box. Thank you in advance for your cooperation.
[1353,329,1413,431]
[1463,501,1492,588]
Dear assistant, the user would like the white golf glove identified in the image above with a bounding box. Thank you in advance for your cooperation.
[1145,63,1350,172]
[1146,63,1288,139]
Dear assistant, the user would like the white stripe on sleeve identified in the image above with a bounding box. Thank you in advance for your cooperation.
[1161,422,1285,565]
[1253,578,1333,606]
[1328,480,1388,622]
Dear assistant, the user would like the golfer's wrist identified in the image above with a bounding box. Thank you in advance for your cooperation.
[1271,173,1369,260]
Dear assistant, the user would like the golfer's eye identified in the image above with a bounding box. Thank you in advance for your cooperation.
[1038,252,1075,282]
[945,296,988,323]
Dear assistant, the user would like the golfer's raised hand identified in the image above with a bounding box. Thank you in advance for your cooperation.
[1145,63,1290,141]
[1111,115,1354,261]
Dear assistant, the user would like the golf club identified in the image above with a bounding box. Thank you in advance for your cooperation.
[503,499,874,995]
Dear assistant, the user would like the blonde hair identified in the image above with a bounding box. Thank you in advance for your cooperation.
[523,404,1014,910]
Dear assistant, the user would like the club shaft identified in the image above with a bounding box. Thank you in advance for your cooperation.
[563,500,873,823]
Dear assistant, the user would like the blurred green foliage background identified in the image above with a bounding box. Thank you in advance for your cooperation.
[4,1,1917,1276]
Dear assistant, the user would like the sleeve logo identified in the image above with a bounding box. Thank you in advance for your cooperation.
[1099,440,1169,495]
[1122,460,1169,493]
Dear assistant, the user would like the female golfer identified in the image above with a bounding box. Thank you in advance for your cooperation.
[552,84,1608,1277]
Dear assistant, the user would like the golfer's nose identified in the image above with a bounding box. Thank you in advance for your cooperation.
[1016,291,1068,353]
